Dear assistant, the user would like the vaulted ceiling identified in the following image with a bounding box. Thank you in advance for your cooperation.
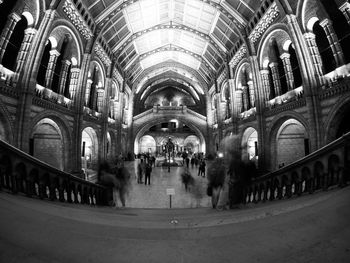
[83,0,261,97]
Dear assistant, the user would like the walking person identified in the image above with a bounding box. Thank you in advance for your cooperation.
[144,162,152,185]
[198,159,206,177]
[137,159,143,183]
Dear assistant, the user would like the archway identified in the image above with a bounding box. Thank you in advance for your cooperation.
[30,118,64,170]
[276,119,308,168]
[81,127,99,171]
[139,135,156,154]
[241,128,258,165]
[184,135,200,154]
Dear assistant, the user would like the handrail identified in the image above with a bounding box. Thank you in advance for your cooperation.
[0,139,111,206]
[242,132,350,204]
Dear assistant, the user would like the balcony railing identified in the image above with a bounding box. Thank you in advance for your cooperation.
[243,132,350,204]
[0,139,111,206]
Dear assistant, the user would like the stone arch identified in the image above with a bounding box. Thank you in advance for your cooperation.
[241,127,259,163]
[183,135,201,154]
[30,118,65,171]
[268,112,310,170]
[134,117,206,154]
[137,135,157,154]
[81,126,99,172]
[0,99,14,143]
[48,21,83,66]
[257,24,292,68]
[324,96,350,143]
[29,111,72,170]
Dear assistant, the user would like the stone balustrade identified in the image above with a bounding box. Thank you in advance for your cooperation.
[0,139,111,206]
[243,132,350,204]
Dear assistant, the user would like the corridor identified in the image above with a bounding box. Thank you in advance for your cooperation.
[122,160,211,208]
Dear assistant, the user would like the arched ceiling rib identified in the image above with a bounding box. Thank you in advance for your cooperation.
[136,71,205,99]
[84,0,261,88]
[134,62,208,92]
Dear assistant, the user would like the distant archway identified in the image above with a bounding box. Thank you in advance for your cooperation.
[30,118,64,170]
[81,127,99,171]
[276,119,308,168]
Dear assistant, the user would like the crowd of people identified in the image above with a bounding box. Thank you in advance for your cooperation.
[96,142,257,210]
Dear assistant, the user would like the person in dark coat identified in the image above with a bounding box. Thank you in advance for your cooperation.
[144,162,152,185]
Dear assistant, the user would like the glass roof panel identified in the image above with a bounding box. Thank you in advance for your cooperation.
[140,51,201,70]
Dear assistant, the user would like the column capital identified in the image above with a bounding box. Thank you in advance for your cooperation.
[260,69,269,75]
[319,18,332,28]
[49,49,60,57]
[304,32,316,40]
[24,27,37,35]
[280,52,291,60]
[340,2,350,11]
[87,78,93,84]
[10,13,21,22]
[269,62,278,68]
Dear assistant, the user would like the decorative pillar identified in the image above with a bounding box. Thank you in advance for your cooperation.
[247,80,255,107]
[44,49,60,89]
[68,67,80,100]
[14,28,37,74]
[340,2,350,26]
[269,62,282,97]
[58,60,71,95]
[280,52,295,91]
[234,89,243,115]
[304,32,325,83]
[0,13,21,63]
[260,69,271,103]
[85,79,92,106]
[319,19,345,67]
[242,85,250,111]
[97,87,105,112]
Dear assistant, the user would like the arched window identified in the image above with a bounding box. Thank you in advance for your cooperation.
[0,1,18,33]
[320,0,350,63]
[2,15,27,71]
[288,45,303,88]
[37,40,52,86]
[52,39,68,93]
[313,21,336,73]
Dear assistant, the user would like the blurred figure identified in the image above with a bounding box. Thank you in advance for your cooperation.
[206,157,226,209]
[97,161,131,208]
[180,167,194,191]
[144,161,152,185]
[198,159,206,177]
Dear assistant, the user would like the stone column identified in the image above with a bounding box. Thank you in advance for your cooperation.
[247,80,255,107]
[235,89,243,115]
[68,67,80,100]
[304,32,325,83]
[340,2,350,26]
[269,62,282,97]
[0,13,21,63]
[84,79,92,106]
[319,19,345,67]
[58,60,71,95]
[280,52,295,91]
[242,85,250,111]
[97,87,105,113]
[44,49,60,89]
[14,28,37,74]
[260,69,271,103]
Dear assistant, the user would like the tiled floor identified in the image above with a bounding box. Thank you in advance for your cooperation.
[122,160,212,208]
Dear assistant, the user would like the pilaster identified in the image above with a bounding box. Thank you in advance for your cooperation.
[45,49,60,89]
[269,62,282,97]
[14,28,37,75]
[0,13,21,63]
[319,19,345,67]
[58,60,71,95]
[280,52,295,91]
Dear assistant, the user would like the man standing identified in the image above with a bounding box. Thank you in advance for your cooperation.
[145,162,152,185]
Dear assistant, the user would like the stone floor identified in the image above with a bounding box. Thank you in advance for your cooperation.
[1,187,350,263]
[123,160,211,208]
